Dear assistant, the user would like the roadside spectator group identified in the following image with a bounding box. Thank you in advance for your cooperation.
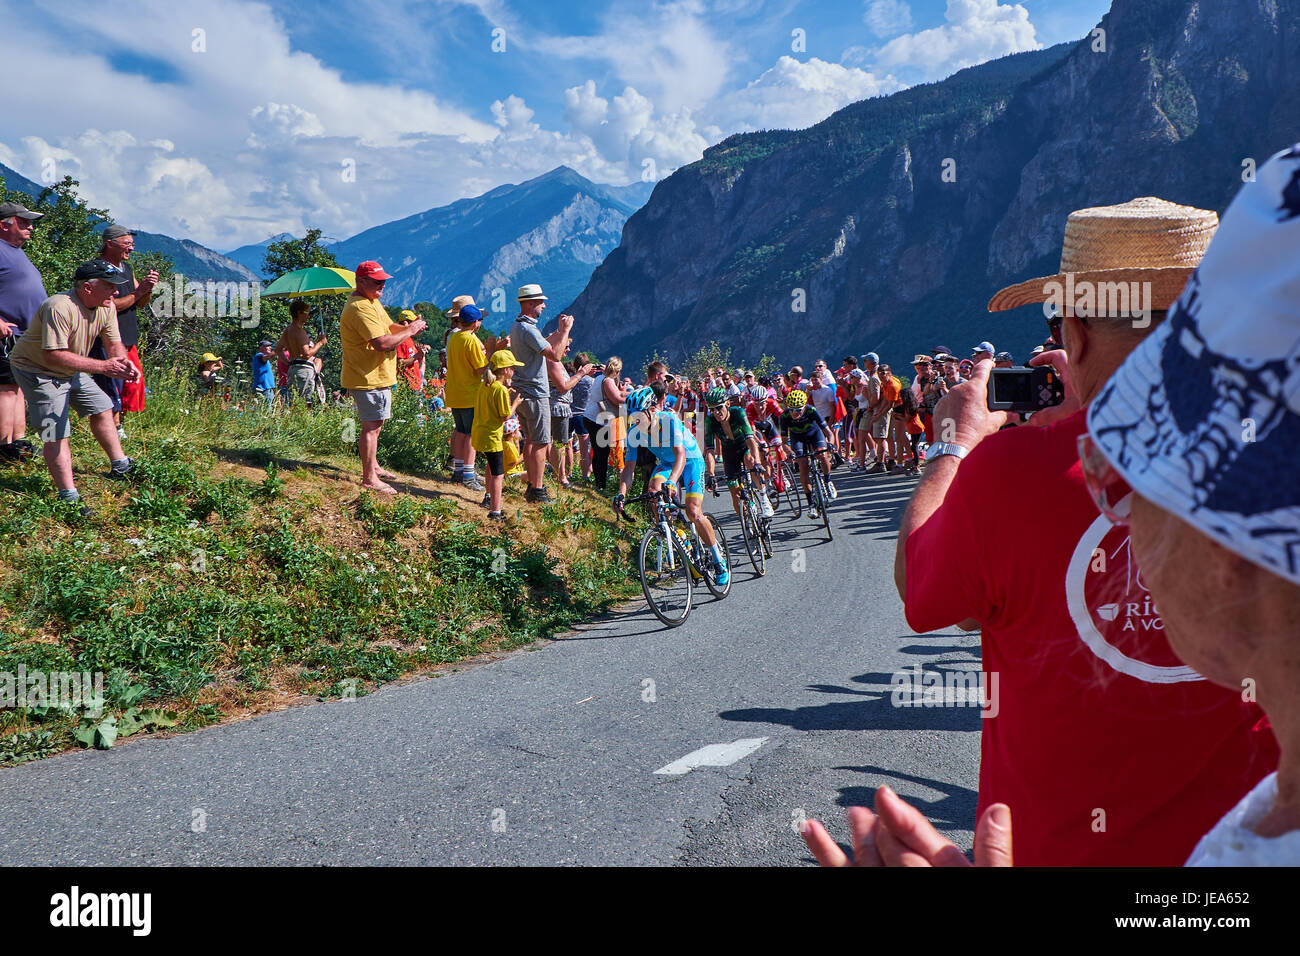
[4,138,1298,869]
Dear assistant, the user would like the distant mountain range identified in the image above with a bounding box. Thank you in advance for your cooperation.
[0,161,259,284]
[223,233,296,277]
[324,167,654,310]
[3,162,652,305]
[570,0,1300,368]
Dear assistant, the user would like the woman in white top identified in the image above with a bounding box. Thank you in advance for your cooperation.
[583,356,628,490]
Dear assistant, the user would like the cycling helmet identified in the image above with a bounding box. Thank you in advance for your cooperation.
[705,386,729,407]
[784,389,808,410]
[748,384,767,403]
[625,386,656,415]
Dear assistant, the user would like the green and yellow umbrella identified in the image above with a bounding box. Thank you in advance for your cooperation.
[261,266,356,338]
[261,266,356,299]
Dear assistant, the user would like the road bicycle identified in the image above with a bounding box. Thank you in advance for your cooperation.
[733,466,774,575]
[617,487,732,627]
[792,451,834,541]
[762,440,801,519]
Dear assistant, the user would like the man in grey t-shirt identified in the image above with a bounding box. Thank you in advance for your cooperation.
[508,283,573,504]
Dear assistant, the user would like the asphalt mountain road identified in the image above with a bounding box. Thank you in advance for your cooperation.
[0,466,981,866]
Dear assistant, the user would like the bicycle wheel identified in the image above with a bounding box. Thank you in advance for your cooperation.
[759,512,775,559]
[814,469,833,541]
[780,461,802,519]
[737,498,766,576]
[696,514,733,598]
[638,525,693,627]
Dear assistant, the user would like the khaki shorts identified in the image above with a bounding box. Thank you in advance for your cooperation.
[516,396,551,445]
[13,368,113,440]
[871,415,890,440]
[290,362,317,403]
[351,387,392,423]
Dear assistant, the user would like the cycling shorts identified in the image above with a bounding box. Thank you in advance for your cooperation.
[654,456,705,500]
[721,443,747,485]
[791,433,827,457]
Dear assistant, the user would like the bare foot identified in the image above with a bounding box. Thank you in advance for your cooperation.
[377,469,400,481]
[361,480,398,495]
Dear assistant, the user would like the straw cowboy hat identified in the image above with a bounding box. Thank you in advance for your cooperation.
[446,295,481,319]
[1087,144,1300,585]
[988,197,1219,314]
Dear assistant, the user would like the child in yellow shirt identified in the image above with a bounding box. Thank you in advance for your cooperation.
[471,350,524,519]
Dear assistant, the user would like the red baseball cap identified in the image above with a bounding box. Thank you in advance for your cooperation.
[355,261,392,281]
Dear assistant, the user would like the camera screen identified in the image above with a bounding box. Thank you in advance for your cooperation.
[992,370,1033,406]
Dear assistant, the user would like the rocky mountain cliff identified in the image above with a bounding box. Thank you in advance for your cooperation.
[570,0,1300,367]
[328,167,654,310]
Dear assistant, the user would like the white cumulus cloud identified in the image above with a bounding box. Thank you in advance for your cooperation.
[708,56,904,133]
[873,0,1040,82]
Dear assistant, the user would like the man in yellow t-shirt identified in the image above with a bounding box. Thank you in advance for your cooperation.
[339,260,426,494]
[472,349,524,519]
[9,259,139,512]
[445,295,490,492]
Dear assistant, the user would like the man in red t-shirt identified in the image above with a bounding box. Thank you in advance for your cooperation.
[890,199,1276,866]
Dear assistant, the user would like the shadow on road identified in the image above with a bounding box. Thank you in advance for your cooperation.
[832,765,978,830]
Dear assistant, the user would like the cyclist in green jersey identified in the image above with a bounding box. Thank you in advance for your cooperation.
[702,387,775,521]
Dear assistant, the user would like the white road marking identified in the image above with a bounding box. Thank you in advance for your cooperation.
[654,737,769,776]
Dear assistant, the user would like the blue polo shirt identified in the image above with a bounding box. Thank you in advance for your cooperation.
[0,240,48,333]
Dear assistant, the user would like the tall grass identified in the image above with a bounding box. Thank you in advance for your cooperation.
[125,367,453,475]
[0,370,638,766]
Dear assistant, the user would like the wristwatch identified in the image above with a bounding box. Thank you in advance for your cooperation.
[924,441,970,463]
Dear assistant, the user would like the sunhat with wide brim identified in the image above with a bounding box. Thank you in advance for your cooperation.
[1087,145,1300,586]
[988,197,1219,314]
[447,294,480,319]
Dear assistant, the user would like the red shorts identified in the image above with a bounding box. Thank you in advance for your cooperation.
[120,345,145,412]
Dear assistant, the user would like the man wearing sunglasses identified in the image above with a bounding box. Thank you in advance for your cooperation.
[340,260,426,494]
[891,197,1276,867]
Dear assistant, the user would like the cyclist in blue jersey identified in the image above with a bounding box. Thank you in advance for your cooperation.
[778,389,837,518]
[614,381,728,585]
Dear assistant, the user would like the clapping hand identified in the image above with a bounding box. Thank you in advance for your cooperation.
[800,786,1013,867]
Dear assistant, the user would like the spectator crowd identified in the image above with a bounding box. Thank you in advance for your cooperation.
[3,142,1299,870]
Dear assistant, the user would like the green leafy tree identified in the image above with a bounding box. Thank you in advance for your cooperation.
[262,228,340,277]
[752,353,781,378]
[1,175,108,293]
[679,341,733,383]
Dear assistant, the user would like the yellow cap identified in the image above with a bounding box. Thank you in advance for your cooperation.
[398,309,419,323]
[490,349,525,370]
[201,352,221,363]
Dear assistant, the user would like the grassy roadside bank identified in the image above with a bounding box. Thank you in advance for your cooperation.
[0,371,640,766]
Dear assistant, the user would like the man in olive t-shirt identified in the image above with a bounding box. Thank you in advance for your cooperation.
[8,260,138,510]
